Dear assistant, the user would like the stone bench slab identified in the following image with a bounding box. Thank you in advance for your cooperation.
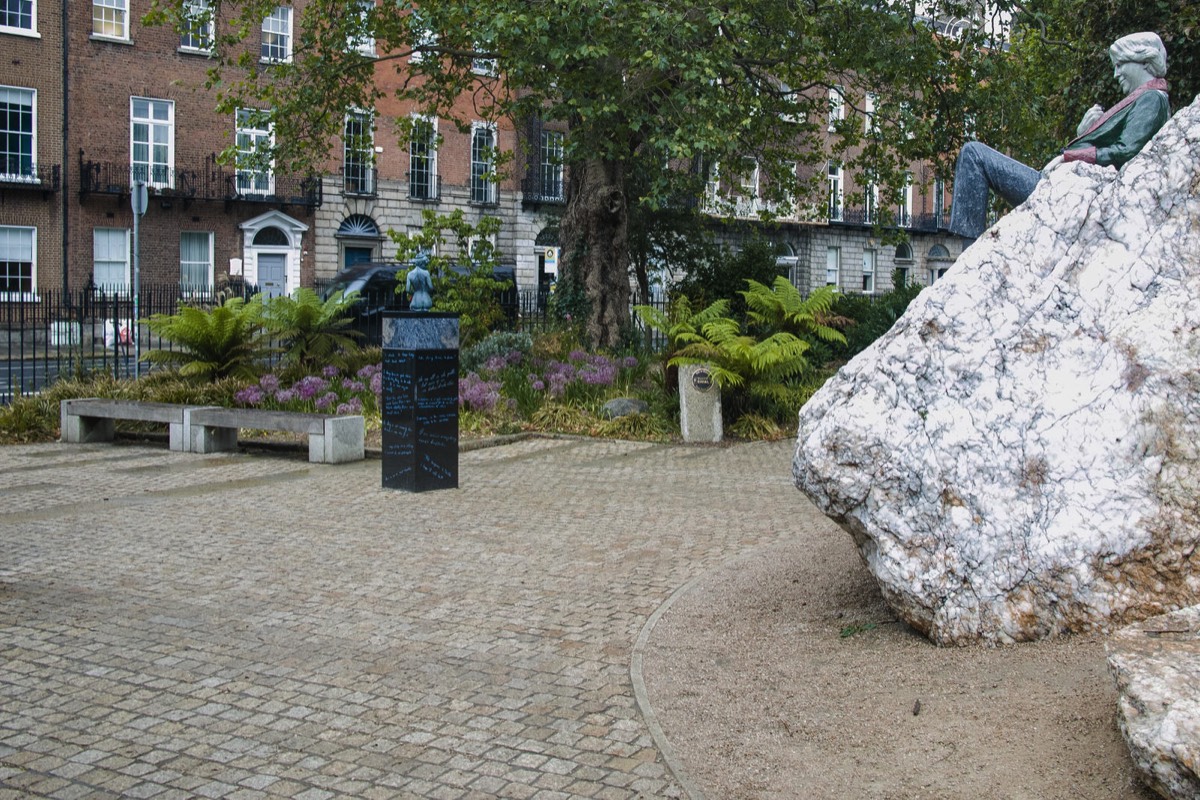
[60,399,365,464]
[61,398,197,452]
[185,407,365,464]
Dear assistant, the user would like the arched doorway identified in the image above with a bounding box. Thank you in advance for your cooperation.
[240,210,308,298]
[535,227,559,308]
[337,214,383,270]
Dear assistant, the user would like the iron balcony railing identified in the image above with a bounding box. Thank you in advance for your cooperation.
[79,152,322,209]
[831,206,949,231]
[0,164,61,193]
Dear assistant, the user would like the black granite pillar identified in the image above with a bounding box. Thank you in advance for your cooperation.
[381,312,459,491]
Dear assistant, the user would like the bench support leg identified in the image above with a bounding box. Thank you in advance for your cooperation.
[62,412,115,444]
[191,425,238,454]
[311,416,365,464]
[167,422,186,452]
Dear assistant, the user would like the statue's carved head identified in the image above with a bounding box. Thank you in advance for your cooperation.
[1109,32,1168,78]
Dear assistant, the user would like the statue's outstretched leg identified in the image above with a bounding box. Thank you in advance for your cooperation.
[948,142,1042,239]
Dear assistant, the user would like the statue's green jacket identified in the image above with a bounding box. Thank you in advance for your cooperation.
[1063,78,1170,168]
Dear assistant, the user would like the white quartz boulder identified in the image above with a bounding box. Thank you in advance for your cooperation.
[793,95,1200,645]
[1108,606,1200,799]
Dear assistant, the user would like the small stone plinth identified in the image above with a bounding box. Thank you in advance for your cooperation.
[679,364,721,443]
[1108,606,1200,799]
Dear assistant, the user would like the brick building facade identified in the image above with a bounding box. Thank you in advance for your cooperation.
[2,1,960,307]
[2,1,64,301]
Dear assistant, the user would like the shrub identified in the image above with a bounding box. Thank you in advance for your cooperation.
[461,330,534,374]
[142,296,266,381]
[0,396,58,443]
[590,412,671,441]
[260,288,362,374]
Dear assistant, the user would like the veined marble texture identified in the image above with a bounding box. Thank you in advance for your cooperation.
[794,95,1200,646]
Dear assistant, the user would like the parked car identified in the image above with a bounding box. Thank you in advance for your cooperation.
[319,261,519,346]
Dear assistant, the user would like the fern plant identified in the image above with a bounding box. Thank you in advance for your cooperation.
[742,277,847,348]
[670,317,818,418]
[260,288,362,373]
[634,294,731,356]
[142,296,266,380]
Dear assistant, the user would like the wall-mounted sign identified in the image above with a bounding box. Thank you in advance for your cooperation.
[691,368,714,392]
[543,246,559,276]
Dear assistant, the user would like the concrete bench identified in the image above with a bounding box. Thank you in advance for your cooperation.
[60,398,200,452]
[185,407,364,464]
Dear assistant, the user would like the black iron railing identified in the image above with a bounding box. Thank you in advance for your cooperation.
[79,152,322,209]
[0,282,265,403]
[0,164,60,193]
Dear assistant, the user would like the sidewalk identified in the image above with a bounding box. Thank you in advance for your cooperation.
[0,436,802,799]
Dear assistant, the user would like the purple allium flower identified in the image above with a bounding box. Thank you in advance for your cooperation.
[293,376,330,400]
[483,354,509,374]
[322,365,340,378]
[342,378,365,392]
[568,349,587,362]
[259,374,281,392]
[458,372,502,412]
[528,373,546,392]
[622,356,639,369]
[547,371,570,398]
[315,391,338,411]
[357,363,381,380]
[234,386,265,406]
[579,362,617,386]
[275,388,296,404]
[336,398,363,415]
[370,372,382,396]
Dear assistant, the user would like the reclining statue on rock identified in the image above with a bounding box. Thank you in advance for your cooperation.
[948,31,1171,241]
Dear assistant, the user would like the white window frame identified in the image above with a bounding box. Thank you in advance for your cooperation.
[236,108,275,196]
[179,0,212,52]
[92,0,127,40]
[934,177,946,225]
[0,86,35,182]
[737,158,760,199]
[470,122,497,205]
[130,97,174,189]
[864,91,877,134]
[897,172,913,228]
[828,85,844,132]
[408,115,438,200]
[0,225,36,300]
[180,231,215,291]
[827,161,842,222]
[260,6,292,63]
[348,0,374,56]
[343,109,375,195]
[1,0,37,36]
[825,246,840,289]
[93,227,130,292]
[862,249,876,294]
[540,130,564,201]
[705,160,721,204]
[864,181,878,224]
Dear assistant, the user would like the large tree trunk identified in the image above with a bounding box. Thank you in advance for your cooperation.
[560,158,629,349]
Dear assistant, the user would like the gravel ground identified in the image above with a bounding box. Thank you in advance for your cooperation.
[641,513,1158,800]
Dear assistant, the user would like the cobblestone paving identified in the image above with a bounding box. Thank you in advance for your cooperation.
[0,437,800,799]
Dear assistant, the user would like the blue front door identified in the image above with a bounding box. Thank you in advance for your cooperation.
[345,247,373,269]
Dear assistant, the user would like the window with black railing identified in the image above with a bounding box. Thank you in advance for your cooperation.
[471,125,497,205]
[540,131,564,201]
[409,117,438,201]
[344,110,375,196]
